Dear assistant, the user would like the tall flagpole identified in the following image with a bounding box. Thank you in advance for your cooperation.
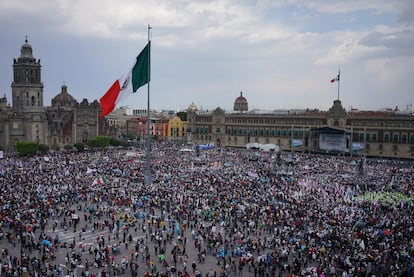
[337,70,340,101]
[145,25,152,186]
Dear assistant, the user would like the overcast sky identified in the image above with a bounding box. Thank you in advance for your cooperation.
[0,0,413,112]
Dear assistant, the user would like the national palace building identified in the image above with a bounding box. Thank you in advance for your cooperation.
[187,92,414,159]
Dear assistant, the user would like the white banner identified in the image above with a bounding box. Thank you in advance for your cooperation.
[292,139,303,147]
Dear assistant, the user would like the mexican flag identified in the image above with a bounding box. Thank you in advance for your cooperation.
[99,42,150,117]
[93,176,105,185]
[330,70,340,83]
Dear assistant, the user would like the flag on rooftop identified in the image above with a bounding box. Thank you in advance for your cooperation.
[330,71,340,83]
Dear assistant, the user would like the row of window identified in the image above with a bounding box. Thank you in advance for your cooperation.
[357,132,414,143]
[169,127,186,137]
[194,135,212,141]
[194,127,414,143]
[226,118,321,125]
[227,135,311,143]
[365,144,414,152]
[194,127,210,134]
[352,121,414,128]
[225,117,414,128]
[15,93,41,107]
[226,128,313,138]
[14,69,41,84]
[194,127,313,137]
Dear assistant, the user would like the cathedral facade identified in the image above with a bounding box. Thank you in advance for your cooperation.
[0,39,105,152]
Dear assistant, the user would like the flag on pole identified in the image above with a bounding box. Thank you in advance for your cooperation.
[99,42,150,117]
[330,71,340,83]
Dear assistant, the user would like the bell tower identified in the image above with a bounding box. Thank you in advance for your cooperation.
[11,36,44,110]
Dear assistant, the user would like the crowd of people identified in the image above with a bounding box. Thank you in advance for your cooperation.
[0,141,413,277]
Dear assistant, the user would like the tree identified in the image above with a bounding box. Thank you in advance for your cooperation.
[16,141,38,156]
[109,137,122,146]
[64,144,73,150]
[177,111,187,121]
[87,136,110,148]
[38,144,50,154]
[74,142,85,152]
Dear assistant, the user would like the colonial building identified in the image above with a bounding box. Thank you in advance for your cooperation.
[187,94,414,159]
[167,115,187,142]
[0,38,105,151]
[128,114,169,141]
[149,117,169,140]
[105,106,134,138]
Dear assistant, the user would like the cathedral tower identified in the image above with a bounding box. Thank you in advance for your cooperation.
[11,37,44,110]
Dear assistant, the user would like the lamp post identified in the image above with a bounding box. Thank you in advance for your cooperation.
[18,221,25,276]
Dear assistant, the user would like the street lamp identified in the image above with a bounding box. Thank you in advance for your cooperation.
[18,222,25,276]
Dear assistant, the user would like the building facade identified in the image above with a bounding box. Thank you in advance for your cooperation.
[127,115,169,142]
[167,115,187,142]
[187,95,414,159]
[0,39,105,151]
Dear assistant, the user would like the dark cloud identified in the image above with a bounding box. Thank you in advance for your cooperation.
[397,0,414,25]
[359,28,414,56]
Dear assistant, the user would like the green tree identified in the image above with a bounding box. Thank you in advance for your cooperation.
[16,141,38,156]
[74,142,85,152]
[109,137,122,146]
[87,136,110,148]
[177,111,187,121]
[38,144,50,154]
[64,144,73,150]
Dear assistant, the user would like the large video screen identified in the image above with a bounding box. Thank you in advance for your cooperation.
[319,133,349,152]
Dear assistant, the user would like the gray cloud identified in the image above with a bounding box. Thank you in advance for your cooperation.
[359,28,414,57]
[0,0,413,112]
[397,0,414,25]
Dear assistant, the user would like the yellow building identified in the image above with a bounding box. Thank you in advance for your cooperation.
[167,115,187,141]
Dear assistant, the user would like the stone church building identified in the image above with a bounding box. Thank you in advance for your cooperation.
[0,38,106,151]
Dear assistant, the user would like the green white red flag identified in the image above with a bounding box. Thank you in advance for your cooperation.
[99,42,150,117]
